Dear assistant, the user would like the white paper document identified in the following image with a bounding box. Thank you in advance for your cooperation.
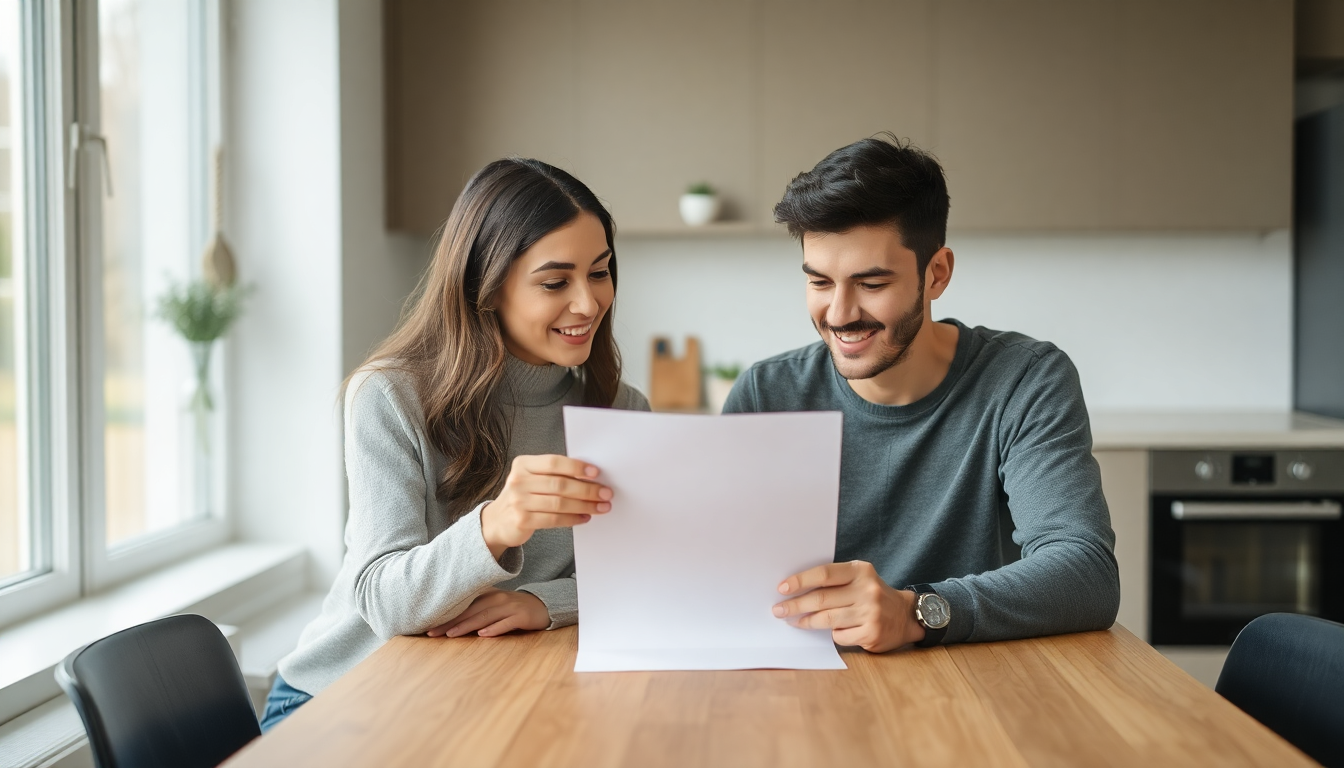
[564,407,846,672]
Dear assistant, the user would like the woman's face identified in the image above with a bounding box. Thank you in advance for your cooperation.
[496,212,614,367]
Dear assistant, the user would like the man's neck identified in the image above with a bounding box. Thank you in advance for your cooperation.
[847,319,960,406]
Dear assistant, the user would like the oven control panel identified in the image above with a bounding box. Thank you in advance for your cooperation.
[1151,450,1344,494]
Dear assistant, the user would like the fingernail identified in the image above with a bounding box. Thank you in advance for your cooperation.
[596,502,611,513]
[772,605,786,617]
[598,488,613,501]
[778,583,791,594]
[445,629,458,638]
[585,466,599,477]
[579,514,591,523]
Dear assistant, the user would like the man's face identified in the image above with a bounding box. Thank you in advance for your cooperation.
[802,225,927,381]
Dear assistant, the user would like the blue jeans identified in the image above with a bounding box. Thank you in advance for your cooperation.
[259,673,312,733]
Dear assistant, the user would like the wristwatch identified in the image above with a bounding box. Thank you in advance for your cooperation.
[907,583,951,647]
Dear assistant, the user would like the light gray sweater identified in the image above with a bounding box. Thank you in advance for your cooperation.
[279,356,649,694]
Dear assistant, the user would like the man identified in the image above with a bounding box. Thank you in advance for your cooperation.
[724,135,1119,652]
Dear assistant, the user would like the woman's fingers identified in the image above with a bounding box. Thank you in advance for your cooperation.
[514,454,599,480]
[518,473,612,503]
[477,616,525,637]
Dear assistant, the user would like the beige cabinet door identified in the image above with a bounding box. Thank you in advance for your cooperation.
[573,0,756,233]
[386,0,580,234]
[932,0,1110,230]
[1099,0,1292,230]
[756,0,934,227]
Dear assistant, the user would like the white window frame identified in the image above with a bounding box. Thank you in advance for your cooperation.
[0,0,80,630]
[0,0,230,627]
[74,0,228,592]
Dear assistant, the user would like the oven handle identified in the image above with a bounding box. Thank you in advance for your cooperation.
[1170,500,1343,520]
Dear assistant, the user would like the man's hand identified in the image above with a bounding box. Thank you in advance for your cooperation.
[771,561,926,653]
[425,589,550,638]
[480,455,611,560]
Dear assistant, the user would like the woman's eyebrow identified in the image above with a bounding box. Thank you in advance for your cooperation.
[531,261,575,273]
[531,250,612,274]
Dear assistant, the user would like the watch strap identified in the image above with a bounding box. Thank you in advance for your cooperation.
[908,583,948,648]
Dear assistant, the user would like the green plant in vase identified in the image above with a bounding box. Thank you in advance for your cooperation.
[154,146,247,452]
[155,278,248,450]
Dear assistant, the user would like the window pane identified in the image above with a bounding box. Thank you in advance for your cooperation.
[100,0,208,548]
[0,0,32,582]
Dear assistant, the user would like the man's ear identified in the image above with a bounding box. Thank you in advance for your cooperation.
[925,247,954,301]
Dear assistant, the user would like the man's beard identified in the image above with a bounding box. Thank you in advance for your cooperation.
[817,288,925,381]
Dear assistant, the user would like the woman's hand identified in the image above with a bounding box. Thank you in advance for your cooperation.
[480,455,611,560]
[425,588,550,638]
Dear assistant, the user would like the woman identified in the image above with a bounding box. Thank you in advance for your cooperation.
[259,158,649,731]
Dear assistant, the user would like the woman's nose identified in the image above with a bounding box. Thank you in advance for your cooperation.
[571,285,599,317]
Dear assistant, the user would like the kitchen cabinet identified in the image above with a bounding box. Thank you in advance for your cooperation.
[385,0,1292,235]
[756,0,933,226]
[1095,449,1148,640]
[575,0,756,233]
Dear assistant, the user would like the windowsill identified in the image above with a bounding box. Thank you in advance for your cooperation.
[0,542,307,727]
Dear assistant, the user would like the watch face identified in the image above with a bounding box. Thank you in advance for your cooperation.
[918,594,951,629]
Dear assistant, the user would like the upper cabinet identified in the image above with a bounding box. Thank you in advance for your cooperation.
[386,0,1292,235]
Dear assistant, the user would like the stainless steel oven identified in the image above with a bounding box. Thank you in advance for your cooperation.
[1149,449,1344,645]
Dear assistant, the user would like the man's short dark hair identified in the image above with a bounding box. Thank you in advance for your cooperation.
[773,133,950,275]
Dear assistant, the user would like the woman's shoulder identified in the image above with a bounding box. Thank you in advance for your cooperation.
[345,360,424,425]
[612,380,652,412]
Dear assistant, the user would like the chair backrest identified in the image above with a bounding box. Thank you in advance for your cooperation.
[55,614,261,768]
[1215,612,1344,767]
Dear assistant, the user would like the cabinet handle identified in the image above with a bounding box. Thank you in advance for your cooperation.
[1170,500,1342,520]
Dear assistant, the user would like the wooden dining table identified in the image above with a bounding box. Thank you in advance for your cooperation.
[224,624,1316,767]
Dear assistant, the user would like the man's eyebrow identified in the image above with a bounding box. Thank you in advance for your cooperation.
[531,249,613,274]
[801,263,895,280]
[849,267,895,279]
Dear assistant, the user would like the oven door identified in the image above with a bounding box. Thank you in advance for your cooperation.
[1150,494,1344,645]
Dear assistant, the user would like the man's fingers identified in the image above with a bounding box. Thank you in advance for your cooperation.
[771,586,854,618]
[516,454,600,480]
[777,561,862,596]
[520,474,612,503]
[786,607,863,632]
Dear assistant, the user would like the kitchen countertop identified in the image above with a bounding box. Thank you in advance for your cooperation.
[1090,410,1344,450]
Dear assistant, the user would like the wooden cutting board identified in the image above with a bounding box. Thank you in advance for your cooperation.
[649,336,701,411]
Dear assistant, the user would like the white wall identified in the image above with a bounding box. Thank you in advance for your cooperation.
[336,0,429,377]
[225,0,346,586]
[613,230,1293,412]
[225,0,425,588]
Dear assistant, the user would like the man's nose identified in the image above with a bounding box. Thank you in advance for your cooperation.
[826,286,861,327]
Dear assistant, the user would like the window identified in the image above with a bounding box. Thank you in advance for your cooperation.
[0,0,224,628]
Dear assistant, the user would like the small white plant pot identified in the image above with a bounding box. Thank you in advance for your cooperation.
[706,376,736,414]
[679,193,721,227]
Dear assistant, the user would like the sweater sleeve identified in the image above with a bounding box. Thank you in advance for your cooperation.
[516,380,655,629]
[931,349,1120,643]
[344,372,524,639]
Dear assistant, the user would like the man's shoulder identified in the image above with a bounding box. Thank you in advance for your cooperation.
[742,341,832,384]
[963,323,1065,364]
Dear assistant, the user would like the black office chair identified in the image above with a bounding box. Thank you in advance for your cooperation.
[55,613,261,768]
[1215,613,1344,767]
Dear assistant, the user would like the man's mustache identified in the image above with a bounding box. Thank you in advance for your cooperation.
[820,320,886,335]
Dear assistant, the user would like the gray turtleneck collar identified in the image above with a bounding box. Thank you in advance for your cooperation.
[500,354,577,407]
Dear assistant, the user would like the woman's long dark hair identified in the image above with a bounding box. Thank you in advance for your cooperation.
[349,158,621,503]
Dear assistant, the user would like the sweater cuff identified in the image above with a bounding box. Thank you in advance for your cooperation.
[516,577,578,629]
[928,578,976,645]
[464,502,524,578]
